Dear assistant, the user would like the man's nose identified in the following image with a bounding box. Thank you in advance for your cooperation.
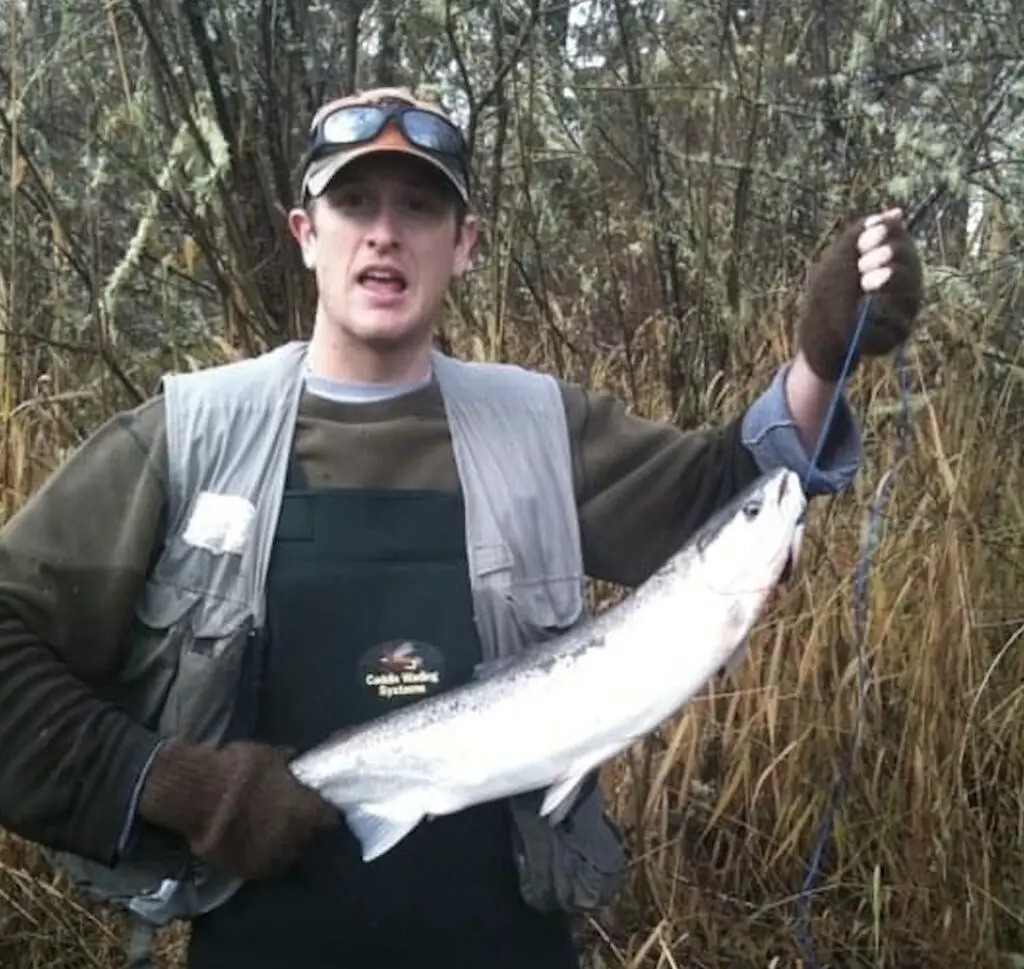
[366,200,402,248]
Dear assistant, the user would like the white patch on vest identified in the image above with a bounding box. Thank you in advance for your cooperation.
[182,491,256,556]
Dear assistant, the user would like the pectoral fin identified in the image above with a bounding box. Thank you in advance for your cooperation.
[540,742,624,825]
[540,772,589,825]
[343,803,424,862]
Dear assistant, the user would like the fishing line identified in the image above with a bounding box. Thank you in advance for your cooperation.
[790,54,1023,967]
[793,283,913,969]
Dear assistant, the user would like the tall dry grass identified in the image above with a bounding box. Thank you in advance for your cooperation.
[0,274,1020,969]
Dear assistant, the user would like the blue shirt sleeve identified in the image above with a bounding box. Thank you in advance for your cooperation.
[740,362,862,496]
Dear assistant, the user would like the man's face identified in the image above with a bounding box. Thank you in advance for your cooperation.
[289,153,477,355]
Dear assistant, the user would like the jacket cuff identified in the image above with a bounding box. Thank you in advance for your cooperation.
[77,722,166,868]
[740,362,862,496]
[114,739,166,861]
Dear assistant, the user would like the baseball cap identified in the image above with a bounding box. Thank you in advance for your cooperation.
[300,87,471,204]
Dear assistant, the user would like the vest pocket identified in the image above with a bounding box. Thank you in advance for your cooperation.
[508,784,626,914]
[132,576,255,743]
[505,575,586,644]
[471,540,586,649]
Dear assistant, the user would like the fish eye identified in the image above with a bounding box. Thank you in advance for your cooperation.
[742,495,763,520]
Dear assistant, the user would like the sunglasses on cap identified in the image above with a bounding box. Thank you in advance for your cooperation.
[306,100,470,171]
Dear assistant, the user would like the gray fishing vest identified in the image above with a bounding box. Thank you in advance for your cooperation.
[47,341,625,966]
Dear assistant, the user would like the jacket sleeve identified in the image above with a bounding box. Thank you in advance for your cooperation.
[0,396,170,866]
[562,363,862,588]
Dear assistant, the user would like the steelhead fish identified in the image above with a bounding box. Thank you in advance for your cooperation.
[288,466,807,862]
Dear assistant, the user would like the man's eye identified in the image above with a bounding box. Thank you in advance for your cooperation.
[339,190,368,207]
[405,194,440,213]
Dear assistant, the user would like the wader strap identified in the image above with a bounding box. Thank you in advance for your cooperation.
[216,448,307,743]
[221,616,263,744]
[285,449,308,490]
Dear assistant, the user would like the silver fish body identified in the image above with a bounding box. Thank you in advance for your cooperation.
[289,466,807,862]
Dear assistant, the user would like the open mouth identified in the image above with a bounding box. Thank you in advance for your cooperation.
[357,266,408,296]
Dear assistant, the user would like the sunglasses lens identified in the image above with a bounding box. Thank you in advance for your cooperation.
[403,110,464,155]
[321,105,384,143]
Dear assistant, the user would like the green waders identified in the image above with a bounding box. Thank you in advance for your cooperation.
[185,456,581,969]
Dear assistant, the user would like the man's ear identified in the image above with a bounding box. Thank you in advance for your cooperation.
[287,205,317,270]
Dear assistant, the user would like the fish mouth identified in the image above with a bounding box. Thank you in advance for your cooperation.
[779,513,806,583]
[773,469,806,585]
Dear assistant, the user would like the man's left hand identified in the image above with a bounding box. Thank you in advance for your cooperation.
[797,208,924,383]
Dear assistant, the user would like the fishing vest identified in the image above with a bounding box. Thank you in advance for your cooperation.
[46,340,626,961]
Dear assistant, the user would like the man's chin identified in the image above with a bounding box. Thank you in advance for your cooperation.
[348,315,432,352]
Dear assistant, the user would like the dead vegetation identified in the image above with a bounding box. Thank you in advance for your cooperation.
[1,0,1023,967]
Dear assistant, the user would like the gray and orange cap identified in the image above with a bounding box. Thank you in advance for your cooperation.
[300,87,471,204]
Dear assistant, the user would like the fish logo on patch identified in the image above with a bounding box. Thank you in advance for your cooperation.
[360,639,444,701]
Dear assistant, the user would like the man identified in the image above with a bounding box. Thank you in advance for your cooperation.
[0,87,921,969]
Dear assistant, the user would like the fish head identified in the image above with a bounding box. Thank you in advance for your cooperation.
[691,466,807,623]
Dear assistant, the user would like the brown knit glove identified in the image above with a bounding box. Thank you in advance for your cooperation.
[138,739,338,880]
[797,210,923,382]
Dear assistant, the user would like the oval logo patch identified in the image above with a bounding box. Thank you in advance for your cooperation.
[359,638,445,702]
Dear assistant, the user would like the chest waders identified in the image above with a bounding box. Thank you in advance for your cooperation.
[184,455,582,968]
